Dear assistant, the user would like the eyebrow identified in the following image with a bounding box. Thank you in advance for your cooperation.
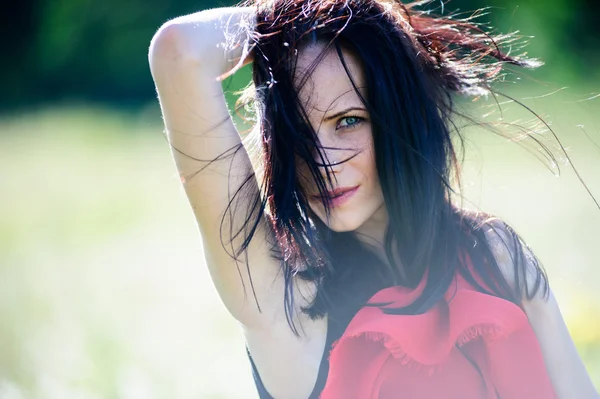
[322,106,367,122]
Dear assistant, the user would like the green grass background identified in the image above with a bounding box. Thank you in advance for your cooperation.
[1,83,599,397]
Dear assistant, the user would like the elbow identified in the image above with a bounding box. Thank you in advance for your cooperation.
[149,20,213,77]
[148,22,191,71]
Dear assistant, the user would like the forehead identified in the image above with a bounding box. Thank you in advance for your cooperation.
[294,43,367,115]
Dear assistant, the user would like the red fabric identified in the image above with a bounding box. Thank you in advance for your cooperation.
[320,271,557,398]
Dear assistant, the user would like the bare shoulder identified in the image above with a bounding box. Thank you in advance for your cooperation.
[480,217,548,303]
[481,217,598,397]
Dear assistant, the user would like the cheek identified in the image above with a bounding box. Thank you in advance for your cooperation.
[296,167,311,190]
[295,157,317,192]
[354,140,378,183]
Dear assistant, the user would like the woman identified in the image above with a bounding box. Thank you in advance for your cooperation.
[148,0,598,397]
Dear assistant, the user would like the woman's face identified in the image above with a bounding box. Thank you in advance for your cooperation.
[295,43,386,233]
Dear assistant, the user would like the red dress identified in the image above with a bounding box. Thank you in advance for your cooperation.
[320,270,557,398]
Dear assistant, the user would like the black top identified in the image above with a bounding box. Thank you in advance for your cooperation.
[247,315,346,399]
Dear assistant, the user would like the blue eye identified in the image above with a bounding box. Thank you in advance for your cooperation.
[337,116,363,130]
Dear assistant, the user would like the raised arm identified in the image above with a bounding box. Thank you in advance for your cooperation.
[148,7,285,329]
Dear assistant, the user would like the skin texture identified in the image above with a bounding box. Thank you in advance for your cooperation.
[295,44,389,249]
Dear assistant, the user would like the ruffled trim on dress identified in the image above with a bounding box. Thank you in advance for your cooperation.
[319,274,557,399]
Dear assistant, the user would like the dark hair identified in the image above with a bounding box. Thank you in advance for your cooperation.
[221,0,551,334]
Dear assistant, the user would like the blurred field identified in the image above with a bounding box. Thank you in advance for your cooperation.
[1,86,599,398]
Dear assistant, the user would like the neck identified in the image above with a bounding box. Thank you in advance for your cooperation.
[354,204,408,283]
[353,203,390,264]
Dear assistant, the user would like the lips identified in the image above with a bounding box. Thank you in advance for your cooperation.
[312,185,359,200]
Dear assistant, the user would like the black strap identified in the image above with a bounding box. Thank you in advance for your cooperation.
[247,316,337,399]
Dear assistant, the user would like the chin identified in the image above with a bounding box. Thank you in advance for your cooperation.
[312,208,369,233]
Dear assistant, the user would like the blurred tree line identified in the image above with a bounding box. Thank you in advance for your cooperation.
[3,0,600,111]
